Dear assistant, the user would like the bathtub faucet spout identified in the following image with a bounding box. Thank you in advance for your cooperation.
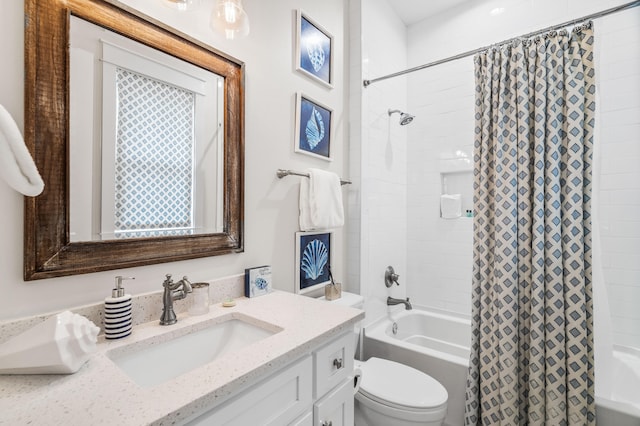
[387,296,412,310]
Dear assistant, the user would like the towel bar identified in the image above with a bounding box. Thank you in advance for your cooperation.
[276,169,352,185]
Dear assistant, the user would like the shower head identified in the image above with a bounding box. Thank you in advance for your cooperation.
[388,109,415,126]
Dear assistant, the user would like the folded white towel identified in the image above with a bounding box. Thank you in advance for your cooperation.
[0,104,44,196]
[299,168,344,230]
[441,194,461,219]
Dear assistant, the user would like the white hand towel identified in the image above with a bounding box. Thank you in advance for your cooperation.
[441,194,461,219]
[299,168,344,230]
[0,104,44,196]
[299,178,314,231]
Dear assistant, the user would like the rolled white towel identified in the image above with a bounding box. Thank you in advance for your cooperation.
[0,104,44,196]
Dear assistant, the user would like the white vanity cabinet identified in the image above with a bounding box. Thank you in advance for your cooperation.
[313,378,354,426]
[184,331,354,426]
[313,331,355,426]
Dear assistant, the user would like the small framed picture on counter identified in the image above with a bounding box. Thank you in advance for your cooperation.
[245,265,272,298]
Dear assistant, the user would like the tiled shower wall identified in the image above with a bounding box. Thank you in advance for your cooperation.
[406,58,475,315]
[354,0,410,327]
[597,10,640,348]
[405,1,640,347]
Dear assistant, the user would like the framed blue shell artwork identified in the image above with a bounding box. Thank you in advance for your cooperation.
[295,231,332,294]
[294,92,332,161]
[295,10,333,88]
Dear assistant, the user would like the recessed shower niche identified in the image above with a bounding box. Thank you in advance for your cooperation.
[439,155,473,219]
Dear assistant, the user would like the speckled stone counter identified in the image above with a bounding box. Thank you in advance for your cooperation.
[0,291,363,425]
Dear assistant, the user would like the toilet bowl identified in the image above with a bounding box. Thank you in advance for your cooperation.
[319,292,448,425]
[355,357,447,426]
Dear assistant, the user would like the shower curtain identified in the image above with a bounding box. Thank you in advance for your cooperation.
[464,25,596,425]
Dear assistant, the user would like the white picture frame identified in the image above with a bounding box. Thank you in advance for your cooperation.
[294,92,333,161]
[295,231,332,295]
[294,10,334,89]
[245,265,272,298]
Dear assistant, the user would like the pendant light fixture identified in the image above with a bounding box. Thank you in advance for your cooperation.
[210,0,250,40]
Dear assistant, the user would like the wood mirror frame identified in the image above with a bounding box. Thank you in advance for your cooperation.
[24,0,244,280]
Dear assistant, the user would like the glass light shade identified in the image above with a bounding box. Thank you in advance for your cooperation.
[163,0,200,11]
[210,0,250,40]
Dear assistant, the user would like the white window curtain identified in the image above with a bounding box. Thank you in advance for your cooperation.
[114,68,195,235]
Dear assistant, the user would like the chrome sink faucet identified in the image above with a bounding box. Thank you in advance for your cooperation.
[387,296,412,310]
[160,274,193,325]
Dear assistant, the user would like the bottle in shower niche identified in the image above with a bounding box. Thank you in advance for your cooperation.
[104,276,135,340]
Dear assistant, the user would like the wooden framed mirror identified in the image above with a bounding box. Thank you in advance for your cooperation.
[24,0,244,280]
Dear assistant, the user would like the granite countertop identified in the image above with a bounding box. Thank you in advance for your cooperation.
[0,291,363,425]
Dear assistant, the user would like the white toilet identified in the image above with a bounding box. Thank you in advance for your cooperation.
[319,292,448,426]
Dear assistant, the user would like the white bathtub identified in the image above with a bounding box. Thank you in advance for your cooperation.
[364,307,640,426]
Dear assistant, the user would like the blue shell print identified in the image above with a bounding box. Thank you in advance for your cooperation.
[299,16,330,83]
[306,41,325,72]
[299,97,330,158]
[305,107,325,150]
[301,239,328,280]
[299,233,330,290]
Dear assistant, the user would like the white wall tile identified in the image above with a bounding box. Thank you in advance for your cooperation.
[359,0,409,327]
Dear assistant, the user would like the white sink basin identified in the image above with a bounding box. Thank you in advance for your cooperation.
[107,314,281,388]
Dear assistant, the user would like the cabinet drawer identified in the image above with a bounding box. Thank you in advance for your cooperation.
[314,332,354,398]
[314,378,354,426]
[186,356,312,426]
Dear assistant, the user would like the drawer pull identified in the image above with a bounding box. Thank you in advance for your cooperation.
[333,358,343,369]
[321,421,333,426]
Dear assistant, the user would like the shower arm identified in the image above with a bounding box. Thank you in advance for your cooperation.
[388,108,415,125]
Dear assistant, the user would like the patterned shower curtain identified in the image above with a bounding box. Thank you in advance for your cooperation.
[464,24,596,425]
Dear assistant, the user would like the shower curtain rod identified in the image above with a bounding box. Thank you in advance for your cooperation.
[363,0,640,88]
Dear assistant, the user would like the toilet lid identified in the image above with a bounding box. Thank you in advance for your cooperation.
[358,357,448,410]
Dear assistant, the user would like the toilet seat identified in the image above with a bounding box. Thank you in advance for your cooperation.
[356,357,448,411]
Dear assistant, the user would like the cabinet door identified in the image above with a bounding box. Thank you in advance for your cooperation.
[313,378,354,426]
[186,356,312,426]
[314,333,354,398]
[290,411,313,426]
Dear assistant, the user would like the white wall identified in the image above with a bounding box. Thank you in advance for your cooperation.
[405,0,640,347]
[357,0,409,325]
[0,0,349,321]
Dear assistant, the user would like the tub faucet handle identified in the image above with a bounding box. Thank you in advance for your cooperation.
[385,266,400,287]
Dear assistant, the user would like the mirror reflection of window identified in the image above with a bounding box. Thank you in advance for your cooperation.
[113,68,195,238]
[69,16,224,242]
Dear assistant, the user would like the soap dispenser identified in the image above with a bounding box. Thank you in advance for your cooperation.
[104,276,134,340]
